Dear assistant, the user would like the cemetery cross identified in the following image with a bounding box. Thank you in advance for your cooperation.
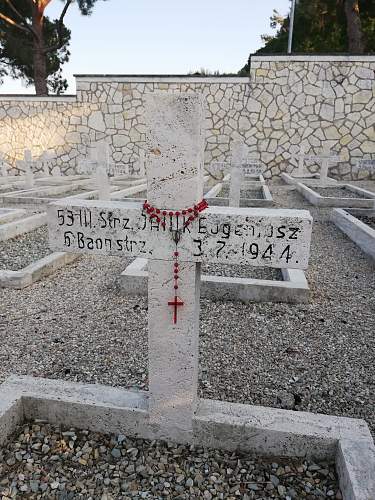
[48,93,313,442]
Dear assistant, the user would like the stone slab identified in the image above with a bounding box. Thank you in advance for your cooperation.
[331,209,375,262]
[0,212,46,242]
[0,208,27,224]
[0,375,374,500]
[207,184,274,208]
[0,252,79,289]
[296,183,375,208]
[48,200,312,269]
[120,258,310,304]
[281,172,338,186]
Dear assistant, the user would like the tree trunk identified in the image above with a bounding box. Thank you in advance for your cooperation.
[344,0,364,54]
[32,5,48,96]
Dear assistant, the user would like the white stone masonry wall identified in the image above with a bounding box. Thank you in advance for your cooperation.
[0,55,374,179]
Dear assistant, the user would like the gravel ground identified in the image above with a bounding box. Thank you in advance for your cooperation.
[0,421,340,499]
[0,226,49,270]
[203,263,282,280]
[220,187,263,200]
[355,215,375,230]
[0,187,374,438]
[54,190,89,199]
[313,187,367,199]
[0,185,374,441]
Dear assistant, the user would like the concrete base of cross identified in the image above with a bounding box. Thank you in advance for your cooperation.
[0,375,374,500]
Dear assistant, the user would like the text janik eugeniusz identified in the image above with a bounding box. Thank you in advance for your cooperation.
[56,208,303,241]
[50,206,311,268]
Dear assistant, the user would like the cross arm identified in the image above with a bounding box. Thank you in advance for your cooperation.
[48,199,313,270]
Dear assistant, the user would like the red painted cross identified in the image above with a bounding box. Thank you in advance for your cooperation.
[168,295,184,324]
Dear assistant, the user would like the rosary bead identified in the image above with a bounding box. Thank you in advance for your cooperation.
[175,211,180,216]
[187,208,193,213]
[174,251,179,256]
[169,211,174,216]
[174,262,179,268]
[162,211,167,216]
[156,208,160,214]
[182,210,186,215]
[174,285,178,290]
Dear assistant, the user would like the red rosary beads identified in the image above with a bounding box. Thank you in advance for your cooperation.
[142,198,209,324]
[142,199,208,229]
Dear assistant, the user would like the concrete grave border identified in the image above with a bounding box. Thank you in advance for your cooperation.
[0,252,79,289]
[0,208,27,224]
[281,172,338,187]
[0,375,373,500]
[295,183,375,208]
[331,208,375,262]
[207,183,274,208]
[0,212,46,242]
[120,258,309,304]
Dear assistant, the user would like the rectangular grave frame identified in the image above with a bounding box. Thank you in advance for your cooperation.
[281,172,339,187]
[0,251,79,289]
[0,375,373,500]
[296,183,375,208]
[207,182,273,208]
[0,208,27,225]
[0,213,46,242]
[120,258,309,304]
[331,208,375,262]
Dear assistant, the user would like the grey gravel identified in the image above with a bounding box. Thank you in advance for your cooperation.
[313,187,369,199]
[0,226,50,271]
[220,186,263,200]
[355,215,375,230]
[203,263,282,280]
[0,183,374,439]
[0,421,341,499]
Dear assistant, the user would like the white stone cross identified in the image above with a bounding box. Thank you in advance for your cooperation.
[51,165,62,177]
[131,150,146,178]
[242,157,263,177]
[229,140,247,207]
[41,151,52,177]
[294,147,341,183]
[48,93,313,442]
[16,150,35,188]
[0,154,8,177]
[293,145,308,177]
[95,165,111,201]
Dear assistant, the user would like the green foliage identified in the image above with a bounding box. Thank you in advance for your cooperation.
[0,0,107,93]
[255,0,374,54]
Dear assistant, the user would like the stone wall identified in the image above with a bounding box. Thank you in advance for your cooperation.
[0,55,374,179]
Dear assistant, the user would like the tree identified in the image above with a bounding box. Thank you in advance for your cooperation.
[344,0,364,53]
[0,3,71,93]
[252,0,374,56]
[0,0,106,95]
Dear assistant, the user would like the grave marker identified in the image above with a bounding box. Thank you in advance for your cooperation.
[243,157,263,177]
[229,141,247,206]
[51,165,62,177]
[16,150,35,188]
[41,151,51,177]
[95,165,111,201]
[0,154,8,177]
[48,93,313,441]
[293,146,307,177]
[296,148,341,183]
[353,159,375,172]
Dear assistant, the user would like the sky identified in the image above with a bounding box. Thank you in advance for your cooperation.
[1,0,290,94]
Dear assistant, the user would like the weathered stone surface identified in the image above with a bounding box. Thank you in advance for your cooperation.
[48,200,312,269]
